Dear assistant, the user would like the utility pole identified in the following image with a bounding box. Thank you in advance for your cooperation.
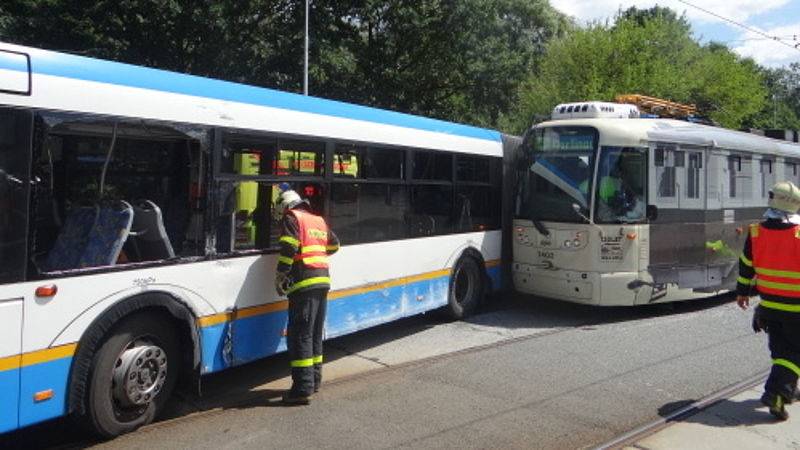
[303,0,309,96]
[773,93,777,128]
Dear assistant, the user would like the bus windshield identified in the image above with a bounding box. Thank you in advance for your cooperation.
[516,126,597,222]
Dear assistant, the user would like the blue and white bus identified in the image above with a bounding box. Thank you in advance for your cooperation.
[0,42,512,437]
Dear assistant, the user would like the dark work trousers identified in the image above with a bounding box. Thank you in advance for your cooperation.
[763,318,800,401]
[286,288,328,396]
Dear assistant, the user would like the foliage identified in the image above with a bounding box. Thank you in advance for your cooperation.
[505,7,768,133]
[0,0,568,130]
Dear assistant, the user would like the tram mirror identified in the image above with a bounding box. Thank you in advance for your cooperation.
[646,205,658,221]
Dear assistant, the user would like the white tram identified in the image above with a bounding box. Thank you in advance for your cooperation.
[513,101,800,305]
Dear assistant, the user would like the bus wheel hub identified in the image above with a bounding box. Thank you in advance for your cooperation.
[113,343,168,407]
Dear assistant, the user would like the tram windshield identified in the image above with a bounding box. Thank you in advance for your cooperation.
[594,147,646,224]
[516,126,597,222]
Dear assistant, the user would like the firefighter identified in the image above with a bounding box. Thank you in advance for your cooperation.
[274,185,339,405]
[737,180,800,420]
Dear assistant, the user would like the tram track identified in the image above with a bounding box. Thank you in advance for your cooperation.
[594,370,769,450]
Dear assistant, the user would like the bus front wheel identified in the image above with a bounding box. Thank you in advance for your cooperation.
[82,312,180,438]
[446,256,485,320]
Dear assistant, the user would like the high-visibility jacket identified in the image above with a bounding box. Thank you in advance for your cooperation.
[277,207,339,295]
[741,222,800,314]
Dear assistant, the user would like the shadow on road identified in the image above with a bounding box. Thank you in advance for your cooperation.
[0,290,735,449]
[658,398,776,427]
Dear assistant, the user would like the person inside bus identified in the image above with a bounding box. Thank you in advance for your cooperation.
[737,181,800,421]
[274,184,340,405]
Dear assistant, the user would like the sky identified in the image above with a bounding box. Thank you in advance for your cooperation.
[549,0,800,67]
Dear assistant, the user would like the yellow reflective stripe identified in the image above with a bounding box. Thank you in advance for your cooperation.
[750,223,759,237]
[774,358,800,377]
[759,300,800,312]
[280,236,299,248]
[290,358,314,368]
[755,267,800,279]
[740,254,752,267]
[278,256,294,265]
[757,279,800,292]
[313,355,323,364]
[737,276,756,286]
[302,256,329,265]
[287,277,331,294]
[301,245,327,253]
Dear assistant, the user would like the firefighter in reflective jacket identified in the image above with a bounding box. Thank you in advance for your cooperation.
[737,181,800,420]
[274,187,339,405]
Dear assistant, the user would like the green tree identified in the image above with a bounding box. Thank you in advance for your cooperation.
[506,7,768,132]
[0,0,568,130]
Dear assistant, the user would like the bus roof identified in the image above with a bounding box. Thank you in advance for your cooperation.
[0,43,501,144]
[536,118,800,158]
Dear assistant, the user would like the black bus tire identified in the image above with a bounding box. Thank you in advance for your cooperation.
[81,312,180,438]
[446,256,485,320]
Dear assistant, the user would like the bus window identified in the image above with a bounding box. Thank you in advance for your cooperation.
[29,115,207,275]
[595,147,646,223]
[276,141,325,177]
[216,181,324,253]
[0,108,32,283]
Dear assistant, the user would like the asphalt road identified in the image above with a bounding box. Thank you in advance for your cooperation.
[2,293,770,449]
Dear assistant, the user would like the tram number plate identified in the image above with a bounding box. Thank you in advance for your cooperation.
[600,236,623,262]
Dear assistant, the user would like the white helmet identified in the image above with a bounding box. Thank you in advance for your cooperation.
[273,189,305,219]
[769,181,800,214]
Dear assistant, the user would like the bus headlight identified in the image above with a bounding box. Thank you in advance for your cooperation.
[563,240,572,248]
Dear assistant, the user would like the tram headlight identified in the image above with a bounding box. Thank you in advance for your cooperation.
[563,240,572,248]
[573,239,581,247]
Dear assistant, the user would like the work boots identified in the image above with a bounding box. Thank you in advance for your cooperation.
[281,391,311,406]
[761,392,790,421]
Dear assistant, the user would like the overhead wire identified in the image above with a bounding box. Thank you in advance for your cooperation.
[675,0,800,52]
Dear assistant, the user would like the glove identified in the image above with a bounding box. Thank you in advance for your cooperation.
[275,272,291,296]
[752,308,766,333]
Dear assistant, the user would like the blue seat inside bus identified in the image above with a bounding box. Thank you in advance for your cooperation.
[43,201,134,271]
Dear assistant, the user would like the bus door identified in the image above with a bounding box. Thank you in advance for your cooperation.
[0,107,33,432]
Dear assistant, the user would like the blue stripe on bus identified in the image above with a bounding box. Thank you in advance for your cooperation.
[199,272,451,373]
[0,46,501,143]
[0,367,20,433]
[18,356,71,428]
[487,264,502,291]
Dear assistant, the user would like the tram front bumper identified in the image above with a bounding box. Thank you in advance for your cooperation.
[513,263,642,306]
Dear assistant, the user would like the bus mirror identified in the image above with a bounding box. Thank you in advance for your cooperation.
[646,205,658,221]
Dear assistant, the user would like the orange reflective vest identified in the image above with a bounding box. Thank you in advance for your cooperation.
[750,223,800,300]
[289,209,330,269]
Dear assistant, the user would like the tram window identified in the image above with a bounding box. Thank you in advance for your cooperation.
[760,159,775,198]
[654,148,665,166]
[656,146,676,198]
[687,152,702,199]
[674,151,685,167]
[728,156,741,198]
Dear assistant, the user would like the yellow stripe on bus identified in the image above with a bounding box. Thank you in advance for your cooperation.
[0,343,78,372]
[197,259,498,328]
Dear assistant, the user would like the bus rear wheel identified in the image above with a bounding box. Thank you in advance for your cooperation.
[82,312,179,438]
[446,256,485,320]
